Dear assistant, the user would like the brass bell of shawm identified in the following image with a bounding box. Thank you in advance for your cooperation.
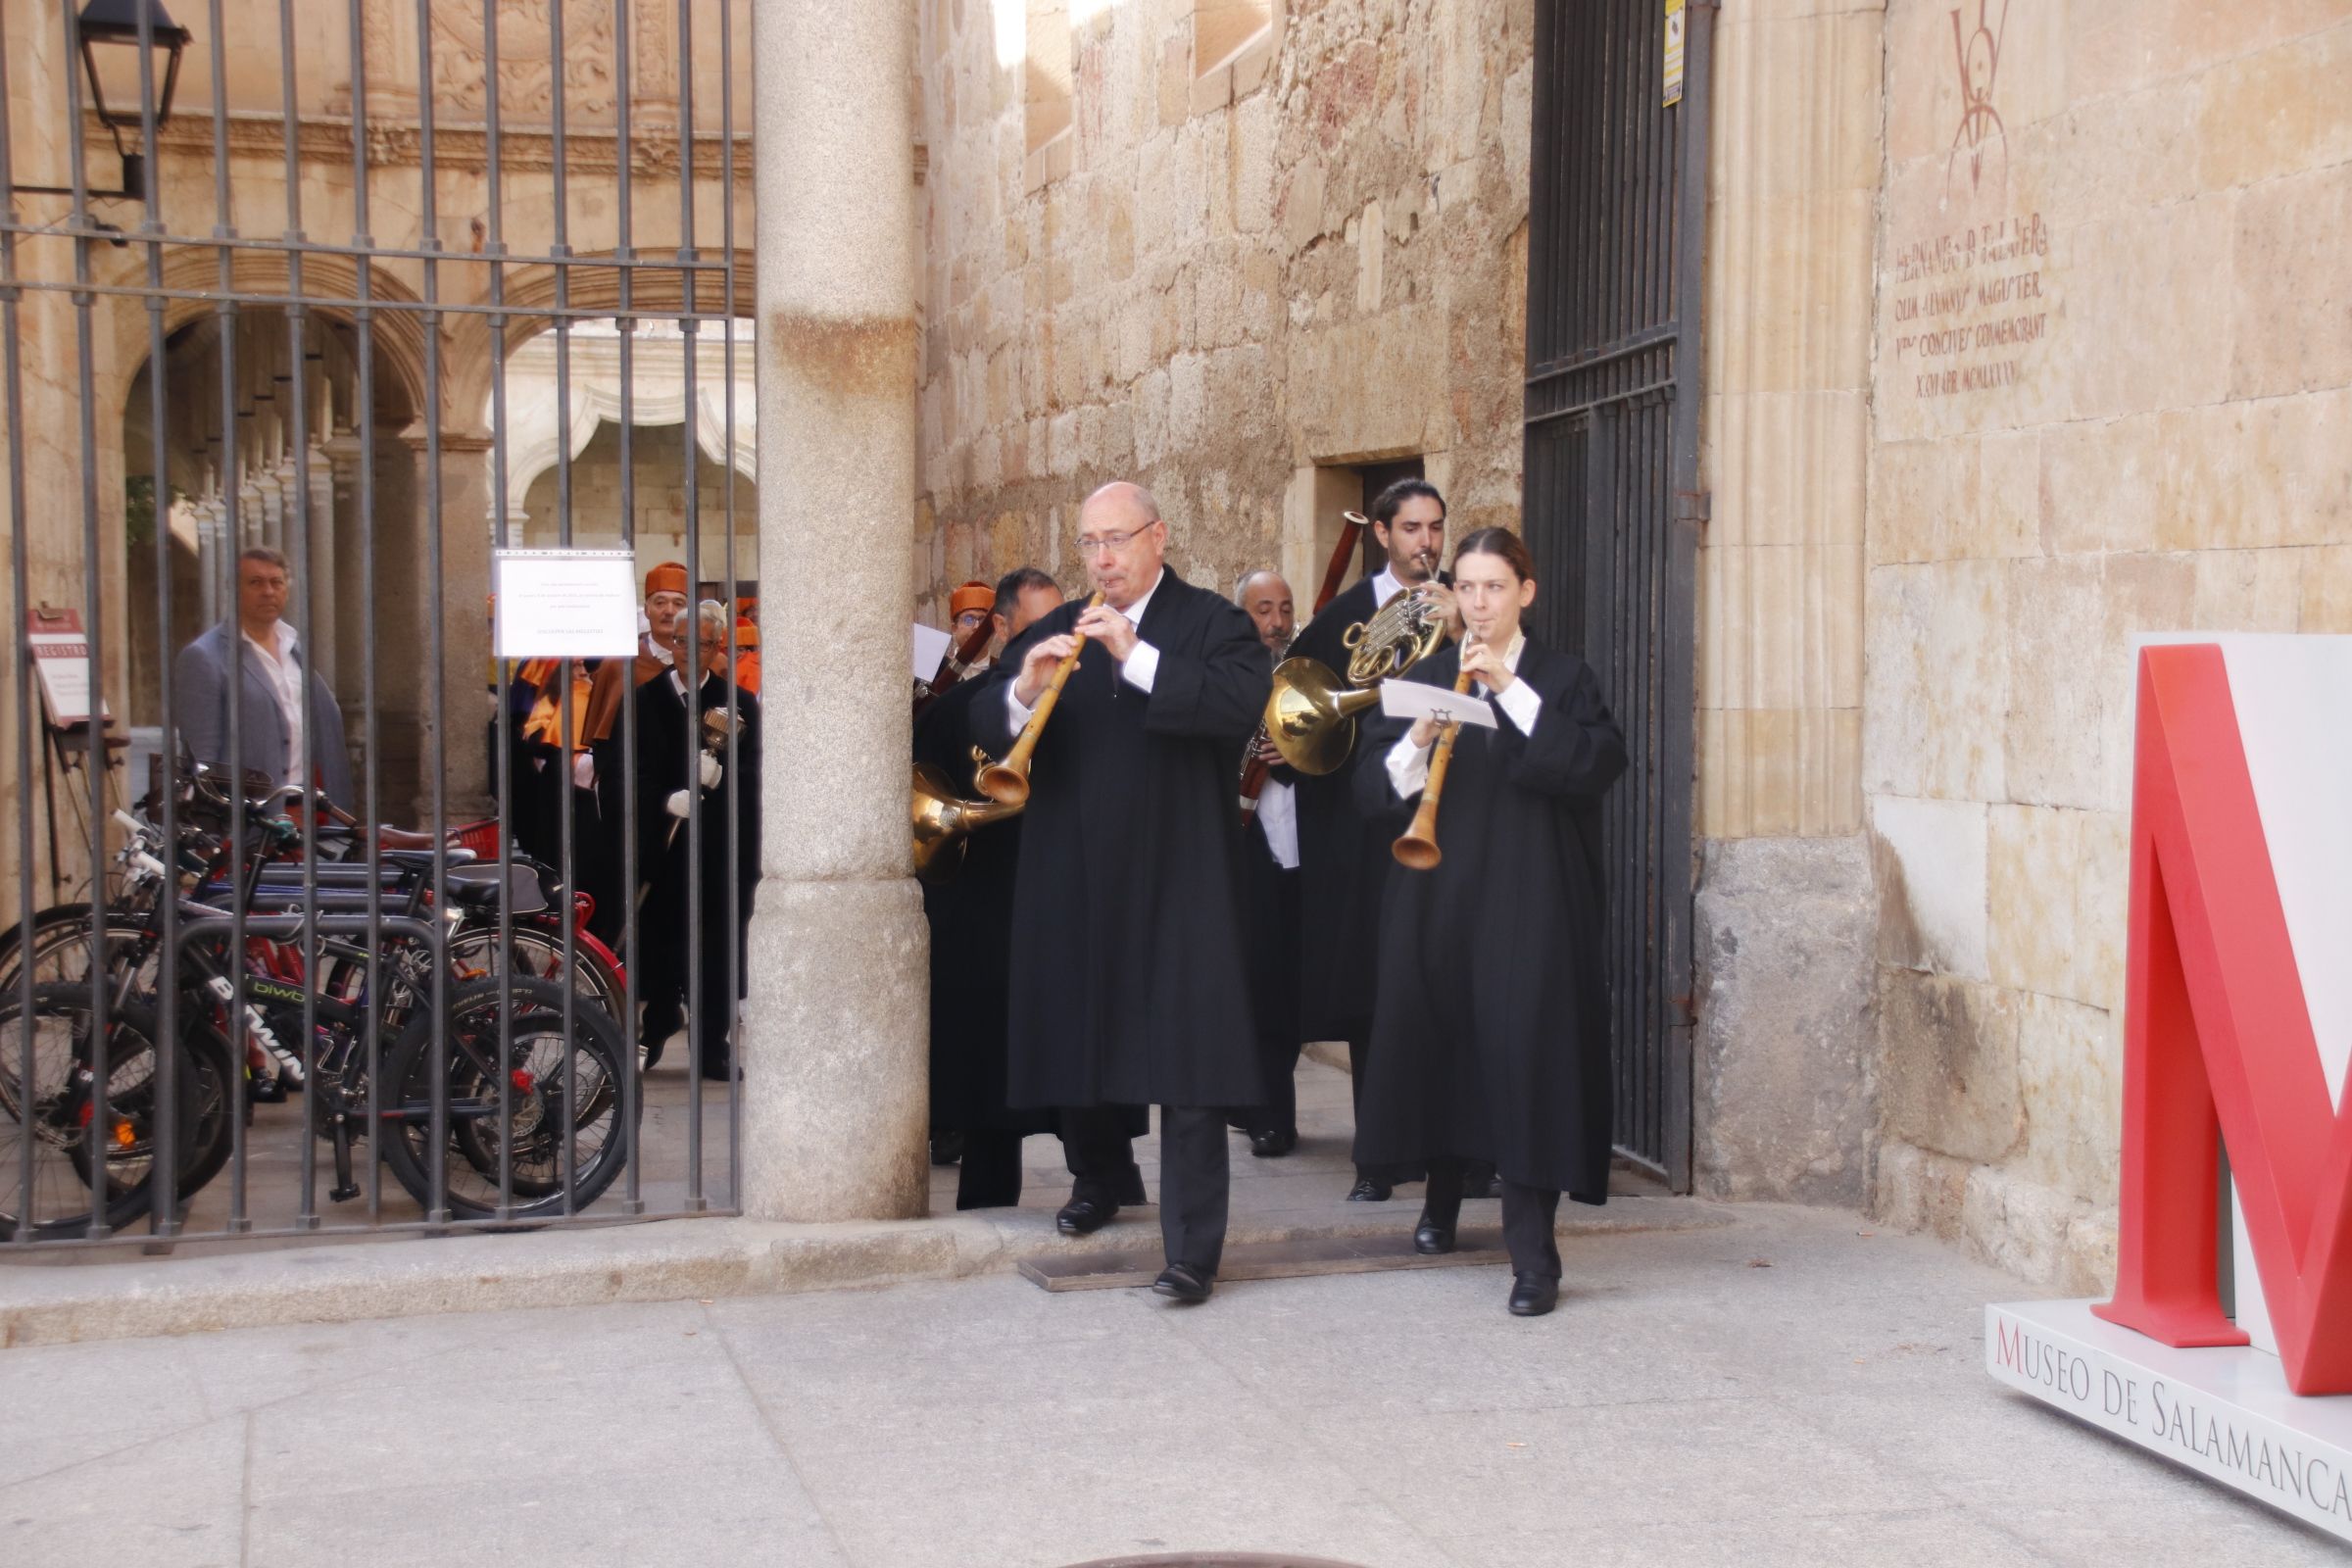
[911,762,1024,879]
[1263,657,1385,775]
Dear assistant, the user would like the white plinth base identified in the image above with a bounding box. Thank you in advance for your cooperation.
[1987,1299,2352,1541]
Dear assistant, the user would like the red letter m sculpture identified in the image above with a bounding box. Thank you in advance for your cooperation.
[2095,643,2352,1396]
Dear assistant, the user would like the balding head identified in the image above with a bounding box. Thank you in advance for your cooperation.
[1075,480,1168,610]
[1237,569,1296,654]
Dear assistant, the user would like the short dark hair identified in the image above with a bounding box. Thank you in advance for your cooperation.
[993,565,1059,623]
[1453,525,1536,583]
[1369,477,1446,529]
[238,546,290,574]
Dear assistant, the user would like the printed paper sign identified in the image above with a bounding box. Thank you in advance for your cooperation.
[494,549,640,659]
[26,610,105,727]
[1379,680,1498,730]
[912,622,954,684]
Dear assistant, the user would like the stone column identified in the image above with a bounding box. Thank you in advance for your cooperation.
[740,0,929,1221]
[303,438,339,690]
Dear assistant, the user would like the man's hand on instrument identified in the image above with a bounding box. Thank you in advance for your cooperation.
[1250,731,1284,767]
[1420,582,1464,640]
[699,753,723,789]
[1014,634,1079,706]
[1074,604,1138,662]
[665,790,693,820]
[1459,637,1514,694]
[572,753,596,790]
[1408,715,1443,749]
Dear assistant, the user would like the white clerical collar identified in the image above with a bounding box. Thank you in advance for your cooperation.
[1110,566,1166,627]
[1371,566,1401,606]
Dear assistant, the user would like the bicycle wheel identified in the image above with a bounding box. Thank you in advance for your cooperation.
[0,904,167,1002]
[376,976,634,1220]
[0,988,197,1241]
[446,921,624,1029]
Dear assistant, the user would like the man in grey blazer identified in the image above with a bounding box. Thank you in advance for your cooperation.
[173,546,353,808]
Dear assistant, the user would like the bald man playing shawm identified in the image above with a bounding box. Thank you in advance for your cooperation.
[974,481,1274,1302]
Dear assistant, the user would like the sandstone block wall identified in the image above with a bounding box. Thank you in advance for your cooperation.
[914,0,1536,612]
[1862,1,2352,1293]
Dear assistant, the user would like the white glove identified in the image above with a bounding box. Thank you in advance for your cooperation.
[699,753,723,789]
[665,790,692,820]
[572,753,596,790]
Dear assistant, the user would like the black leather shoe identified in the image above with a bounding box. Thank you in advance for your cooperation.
[929,1132,964,1167]
[1413,1217,1456,1255]
[1152,1262,1213,1302]
[1507,1274,1559,1316]
[1467,1167,1502,1200]
[1347,1175,1394,1202]
[1248,1127,1297,1158]
[1055,1196,1117,1236]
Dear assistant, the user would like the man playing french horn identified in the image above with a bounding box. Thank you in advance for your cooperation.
[1286,478,1460,1201]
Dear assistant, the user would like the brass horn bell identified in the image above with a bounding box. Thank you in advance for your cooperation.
[1264,657,1386,776]
[911,761,1024,880]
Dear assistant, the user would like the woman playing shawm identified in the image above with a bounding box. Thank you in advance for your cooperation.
[1352,525,1629,1317]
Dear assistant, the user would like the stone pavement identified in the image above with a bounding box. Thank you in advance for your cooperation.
[1,1203,2337,1567]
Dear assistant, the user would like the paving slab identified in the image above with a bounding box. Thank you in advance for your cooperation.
[2,1204,2337,1568]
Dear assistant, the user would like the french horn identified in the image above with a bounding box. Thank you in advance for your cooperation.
[1262,584,1449,775]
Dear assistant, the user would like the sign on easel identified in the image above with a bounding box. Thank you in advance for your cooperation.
[26,608,108,729]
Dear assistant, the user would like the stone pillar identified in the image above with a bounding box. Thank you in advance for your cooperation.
[428,434,496,818]
[303,439,339,690]
[740,0,929,1221]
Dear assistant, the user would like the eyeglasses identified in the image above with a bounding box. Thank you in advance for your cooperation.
[1074,522,1157,556]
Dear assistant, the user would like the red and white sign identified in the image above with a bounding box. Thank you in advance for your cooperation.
[26,608,105,728]
[1989,636,2352,1540]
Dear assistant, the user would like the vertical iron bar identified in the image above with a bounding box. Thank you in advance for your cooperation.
[549,0,580,1218]
[415,0,451,1226]
[206,0,250,1233]
[60,0,114,1241]
[678,0,705,1211]
[613,0,641,1216]
[347,0,386,1224]
[280,0,323,1232]
[484,0,516,1223]
[0,8,37,1244]
[721,0,743,1205]
[137,0,180,1241]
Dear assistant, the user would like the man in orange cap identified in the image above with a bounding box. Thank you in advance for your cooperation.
[574,562,692,956]
[949,579,993,644]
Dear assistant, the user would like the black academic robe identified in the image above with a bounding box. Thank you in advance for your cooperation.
[973,568,1271,1109]
[630,669,762,1054]
[1350,636,1627,1201]
[1288,574,1446,1043]
[914,674,1055,1138]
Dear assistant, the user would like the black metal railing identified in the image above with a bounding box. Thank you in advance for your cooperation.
[0,0,752,1250]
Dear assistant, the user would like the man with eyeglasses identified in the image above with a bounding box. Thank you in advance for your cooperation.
[975,482,1272,1303]
[631,600,761,1081]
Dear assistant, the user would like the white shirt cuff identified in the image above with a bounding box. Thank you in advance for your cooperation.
[1494,678,1544,733]
[1386,732,1433,799]
[1121,640,1159,693]
[1005,680,1034,731]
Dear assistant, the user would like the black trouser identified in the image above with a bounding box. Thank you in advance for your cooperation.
[1423,1158,1562,1281]
[956,1128,1027,1210]
[1246,867,1301,1139]
[1345,1033,1424,1184]
[1058,1106,1146,1208]
[1060,1102,1230,1276]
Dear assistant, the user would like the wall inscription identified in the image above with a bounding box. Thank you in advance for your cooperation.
[1887,211,2051,398]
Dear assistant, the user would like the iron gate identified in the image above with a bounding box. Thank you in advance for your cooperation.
[1521,0,1711,1191]
[0,0,753,1250]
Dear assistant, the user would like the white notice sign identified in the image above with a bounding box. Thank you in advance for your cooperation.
[495,549,640,659]
[912,622,954,684]
[1379,680,1498,730]
[26,609,105,728]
